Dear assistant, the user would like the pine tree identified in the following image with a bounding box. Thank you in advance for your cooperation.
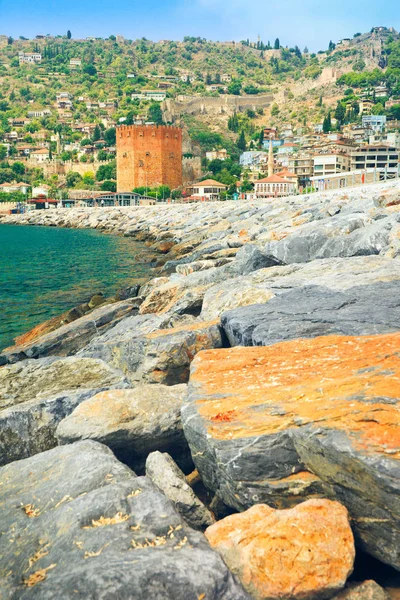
[258,128,265,148]
[67,30,72,39]
[237,130,246,152]
[274,38,280,50]
[323,111,332,133]
[334,101,346,128]
[93,125,101,142]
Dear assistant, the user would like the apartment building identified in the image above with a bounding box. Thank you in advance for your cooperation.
[313,153,351,177]
[350,145,399,173]
[362,115,387,133]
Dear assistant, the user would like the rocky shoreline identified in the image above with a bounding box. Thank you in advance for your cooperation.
[1,180,400,599]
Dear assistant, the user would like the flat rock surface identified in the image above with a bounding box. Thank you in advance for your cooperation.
[182,333,400,569]
[222,282,400,347]
[0,356,125,411]
[205,500,355,600]
[0,441,250,600]
[200,255,400,320]
[57,385,192,472]
[0,356,126,466]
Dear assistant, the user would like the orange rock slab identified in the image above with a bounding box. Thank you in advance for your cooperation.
[205,499,355,600]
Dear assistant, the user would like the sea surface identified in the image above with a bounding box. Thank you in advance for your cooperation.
[0,224,154,351]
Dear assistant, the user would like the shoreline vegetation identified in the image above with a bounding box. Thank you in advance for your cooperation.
[1,179,400,598]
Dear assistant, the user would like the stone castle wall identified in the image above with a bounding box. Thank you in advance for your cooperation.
[163,94,273,121]
[116,124,182,192]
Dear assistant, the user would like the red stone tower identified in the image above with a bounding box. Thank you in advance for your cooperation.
[116,124,182,192]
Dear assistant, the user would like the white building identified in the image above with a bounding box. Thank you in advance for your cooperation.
[254,175,297,198]
[189,179,227,201]
[313,153,351,177]
[30,148,50,163]
[19,52,42,65]
[131,91,166,102]
[0,182,30,194]
[362,115,387,133]
[206,149,228,161]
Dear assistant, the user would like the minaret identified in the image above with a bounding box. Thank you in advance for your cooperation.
[268,138,274,177]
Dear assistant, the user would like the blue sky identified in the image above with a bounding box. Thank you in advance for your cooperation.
[0,0,399,51]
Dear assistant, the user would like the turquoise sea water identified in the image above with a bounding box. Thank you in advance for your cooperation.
[0,224,153,351]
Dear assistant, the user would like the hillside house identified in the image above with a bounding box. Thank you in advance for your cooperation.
[30,148,50,163]
[0,182,30,194]
[19,52,42,65]
[131,91,166,101]
[206,149,228,161]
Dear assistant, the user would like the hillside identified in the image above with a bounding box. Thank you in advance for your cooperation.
[0,26,399,195]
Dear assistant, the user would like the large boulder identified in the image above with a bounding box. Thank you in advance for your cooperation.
[0,441,250,599]
[0,356,126,466]
[205,500,355,600]
[56,385,192,473]
[146,451,215,530]
[263,214,399,264]
[82,317,223,385]
[1,300,136,365]
[182,333,400,569]
[200,255,400,321]
[221,282,400,347]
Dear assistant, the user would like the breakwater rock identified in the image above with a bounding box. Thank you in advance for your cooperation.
[1,180,400,596]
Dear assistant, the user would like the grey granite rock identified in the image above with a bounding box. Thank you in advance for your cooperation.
[264,214,398,264]
[0,356,127,466]
[56,385,192,473]
[82,317,223,385]
[1,300,136,364]
[221,282,400,347]
[146,451,215,530]
[0,441,250,599]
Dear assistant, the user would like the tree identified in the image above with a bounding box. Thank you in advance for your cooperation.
[104,127,116,146]
[67,30,72,39]
[323,111,332,133]
[258,129,265,148]
[82,171,95,186]
[227,80,241,95]
[7,36,13,45]
[334,102,346,128]
[237,130,246,152]
[147,102,164,125]
[0,145,7,160]
[11,162,25,177]
[328,40,336,52]
[318,95,323,107]
[96,162,116,181]
[274,38,280,50]
[101,180,116,192]
[93,125,102,142]
[66,171,82,188]
[109,35,116,41]
[83,64,97,76]
[271,103,279,116]
[371,102,385,115]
